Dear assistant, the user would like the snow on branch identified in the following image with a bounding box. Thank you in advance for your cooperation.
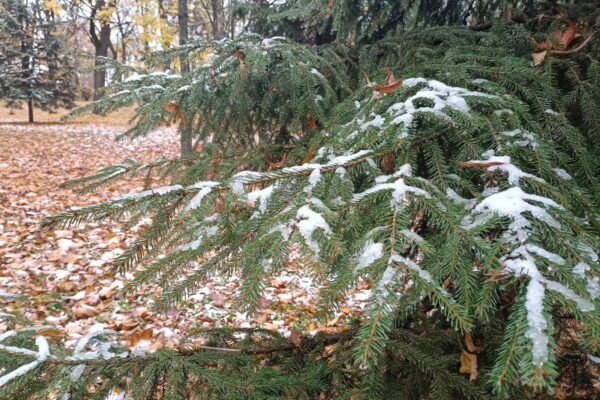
[0,333,50,387]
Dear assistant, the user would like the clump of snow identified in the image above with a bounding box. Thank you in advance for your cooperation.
[588,354,600,364]
[403,77,428,87]
[446,188,476,210]
[178,238,204,251]
[359,114,385,131]
[269,222,293,241]
[399,229,425,244]
[544,280,594,311]
[229,180,245,195]
[185,181,219,211]
[526,245,565,265]
[395,163,412,177]
[137,84,165,92]
[247,185,274,213]
[375,263,398,300]
[391,254,435,284]
[356,240,384,270]
[228,171,268,195]
[123,74,144,82]
[353,175,430,210]
[295,205,332,255]
[111,90,131,97]
[113,185,183,202]
[573,262,600,299]
[261,36,286,47]
[471,186,562,232]
[306,168,322,192]
[310,68,325,79]
[0,334,51,387]
[325,150,372,166]
[501,129,538,148]
[553,168,572,180]
[525,277,548,366]
[462,139,598,367]
[348,78,498,142]
[469,153,543,186]
[579,244,599,262]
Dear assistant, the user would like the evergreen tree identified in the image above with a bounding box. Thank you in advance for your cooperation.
[1,1,600,399]
[0,0,77,122]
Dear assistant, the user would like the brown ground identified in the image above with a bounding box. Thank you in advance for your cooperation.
[0,105,368,350]
[0,102,137,125]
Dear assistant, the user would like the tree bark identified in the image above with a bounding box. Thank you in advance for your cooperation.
[178,0,189,74]
[92,23,112,99]
[178,0,192,156]
[27,99,34,123]
[19,5,34,123]
[90,1,113,100]
[211,0,222,40]
[180,127,193,156]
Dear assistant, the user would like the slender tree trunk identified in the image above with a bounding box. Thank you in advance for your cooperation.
[93,23,112,99]
[230,0,237,38]
[20,7,33,123]
[121,37,127,63]
[178,0,189,74]
[211,0,222,40]
[180,128,193,156]
[27,99,34,123]
[90,1,113,100]
[178,0,192,156]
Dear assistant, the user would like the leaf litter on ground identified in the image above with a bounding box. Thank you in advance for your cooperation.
[0,110,371,352]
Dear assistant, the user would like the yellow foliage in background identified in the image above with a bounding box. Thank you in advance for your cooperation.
[133,0,177,50]
[44,0,63,14]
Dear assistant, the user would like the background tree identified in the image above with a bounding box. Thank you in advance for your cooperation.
[0,0,77,122]
[71,0,118,98]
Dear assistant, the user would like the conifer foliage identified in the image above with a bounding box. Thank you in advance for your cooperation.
[1,1,600,399]
[0,0,77,122]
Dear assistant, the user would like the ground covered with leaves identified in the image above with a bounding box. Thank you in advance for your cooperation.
[0,109,368,352]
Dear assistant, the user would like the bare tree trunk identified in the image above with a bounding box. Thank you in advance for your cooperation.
[89,1,113,100]
[178,0,189,74]
[27,99,34,123]
[180,128,193,156]
[178,0,192,156]
[211,0,222,40]
[230,0,237,38]
[92,23,112,99]
[20,6,34,123]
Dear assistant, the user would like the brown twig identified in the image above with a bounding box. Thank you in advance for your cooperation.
[458,160,505,168]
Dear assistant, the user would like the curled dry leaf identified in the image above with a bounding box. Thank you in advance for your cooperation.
[367,69,404,94]
[163,101,178,113]
[531,51,547,66]
[465,332,484,353]
[307,114,318,130]
[267,153,287,171]
[72,303,99,319]
[459,350,478,381]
